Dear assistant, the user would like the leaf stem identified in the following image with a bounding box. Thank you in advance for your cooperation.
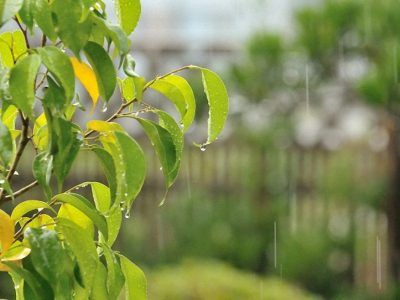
[13,17,30,49]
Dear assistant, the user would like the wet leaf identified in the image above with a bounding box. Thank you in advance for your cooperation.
[54,193,108,241]
[38,46,75,104]
[32,152,53,199]
[9,53,41,117]
[115,0,141,35]
[11,200,55,222]
[91,182,121,246]
[24,228,65,286]
[51,0,92,56]
[190,66,229,144]
[83,41,116,102]
[70,57,99,107]
[0,209,13,255]
[119,255,147,300]
[57,218,98,295]
[0,119,12,166]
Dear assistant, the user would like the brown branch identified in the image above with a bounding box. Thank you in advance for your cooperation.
[13,17,30,49]
[0,113,30,205]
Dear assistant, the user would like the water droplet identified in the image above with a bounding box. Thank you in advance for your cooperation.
[124,210,131,219]
[102,105,108,113]
[14,170,19,175]
[159,167,163,171]
[179,123,184,129]
[124,192,128,197]
[200,145,206,152]
[120,202,125,211]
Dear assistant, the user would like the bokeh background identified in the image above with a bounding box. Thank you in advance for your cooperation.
[1,0,400,299]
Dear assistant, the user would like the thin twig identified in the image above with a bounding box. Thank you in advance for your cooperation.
[4,180,39,200]
[143,65,193,91]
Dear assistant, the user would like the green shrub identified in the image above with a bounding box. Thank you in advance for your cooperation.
[148,259,321,300]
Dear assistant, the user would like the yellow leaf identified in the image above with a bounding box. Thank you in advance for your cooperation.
[0,209,14,255]
[87,120,124,133]
[0,241,30,272]
[33,113,48,151]
[70,57,99,107]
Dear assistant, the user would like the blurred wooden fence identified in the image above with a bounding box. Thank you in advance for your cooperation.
[16,139,391,293]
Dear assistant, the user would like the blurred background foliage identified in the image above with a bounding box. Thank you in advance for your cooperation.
[2,0,400,299]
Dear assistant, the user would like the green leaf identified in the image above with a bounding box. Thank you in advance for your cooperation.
[57,218,98,295]
[90,14,130,55]
[101,244,125,299]
[166,75,196,131]
[150,79,186,125]
[91,182,121,246]
[19,0,34,30]
[155,110,184,181]
[9,53,41,117]
[0,174,12,199]
[32,0,57,41]
[0,119,12,166]
[0,30,27,68]
[191,67,229,144]
[84,41,116,101]
[58,203,94,239]
[123,54,138,77]
[51,0,92,56]
[0,0,23,26]
[32,152,53,199]
[115,0,141,35]
[37,46,75,104]
[100,131,146,211]
[91,262,109,300]
[4,261,53,300]
[92,147,117,204]
[54,193,108,241]
[1,104,18,129]
[150,75,196,131]
[43,76,67,116]
[24,228,65,288]
[135,118,177,188]
[51,117,82,189]
[119,255,147,300]
[133,76,145,102]
[118,77,136,102]
[10,200,55,222]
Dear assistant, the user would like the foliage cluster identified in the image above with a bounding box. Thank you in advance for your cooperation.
[0,0,228,299]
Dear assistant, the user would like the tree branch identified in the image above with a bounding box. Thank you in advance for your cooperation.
[0,113,30,204]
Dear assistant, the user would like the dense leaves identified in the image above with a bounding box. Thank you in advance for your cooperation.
[0,0,229,299]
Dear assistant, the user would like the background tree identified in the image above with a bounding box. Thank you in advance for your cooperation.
[0,0,228,299]
[230,0,400,293]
